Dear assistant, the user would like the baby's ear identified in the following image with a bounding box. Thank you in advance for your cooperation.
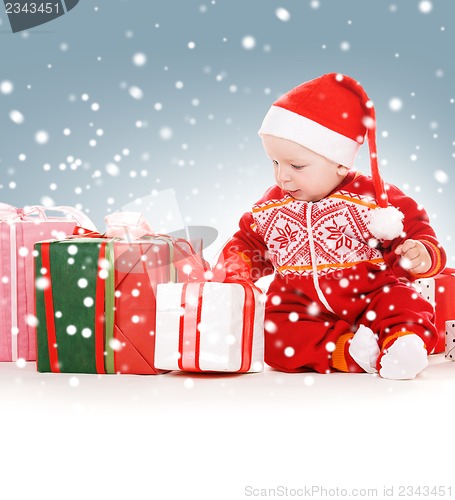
[337,164,349,176]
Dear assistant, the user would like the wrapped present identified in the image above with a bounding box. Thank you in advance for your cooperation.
[445,321,455,360]
[155,282,265,372]
[0,203,96,362]
[414,269,455,354]
[34,213,207,374]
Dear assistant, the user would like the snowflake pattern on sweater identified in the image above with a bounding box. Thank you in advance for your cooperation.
[251,191,384,277]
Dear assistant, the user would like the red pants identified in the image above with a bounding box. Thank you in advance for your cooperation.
[264,262,437,373]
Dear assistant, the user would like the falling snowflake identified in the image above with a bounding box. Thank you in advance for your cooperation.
[339,278,350,288]
[284,346,295,357]
[434,170,449,184]
[78,278,88,288]
[419,1,433,14]
[40,196,55,207]
[307,302,320,316]
[105,163,120,176]
[16,358,27,368]
[366,310,377,321]
[67,245,78,255]
[271,295,282,305]
[18,247,28,257]
[132,52,147,66]
[129,86,144,99]
[9,110,24,124]
[264,319,278,333]
[304,375,315,386]
[0,80,13,94]
[225,334,236,345]
[109,338,122,351]
[26,314,39,327]
[389,97,403,111]
[275,8,291,22]
[66,325,77,335]
[81,328,92,338]
[242,35,256,50]
[35,130,49,144]
[288,312,299,322]
[159,127,173,140]
[183,378,194,389]
[325,341,336,352]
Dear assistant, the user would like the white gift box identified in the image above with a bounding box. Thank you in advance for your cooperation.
[445,321,455,361]
[155,282,265,372]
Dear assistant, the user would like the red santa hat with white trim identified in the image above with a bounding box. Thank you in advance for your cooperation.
[258,72,404,240]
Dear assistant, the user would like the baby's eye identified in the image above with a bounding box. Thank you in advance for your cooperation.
[291,164,305,170]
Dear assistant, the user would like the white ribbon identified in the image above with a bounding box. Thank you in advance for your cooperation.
[104,211,154,240]
[0,203,97,231]
[9,224,18,361]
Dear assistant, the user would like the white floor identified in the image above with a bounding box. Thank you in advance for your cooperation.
[1,355,454,500]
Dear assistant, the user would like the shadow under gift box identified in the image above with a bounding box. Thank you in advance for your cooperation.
[34,236,197,374]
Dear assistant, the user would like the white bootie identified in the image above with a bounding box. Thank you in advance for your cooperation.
[348,325,380,373]
[379,334,428,380]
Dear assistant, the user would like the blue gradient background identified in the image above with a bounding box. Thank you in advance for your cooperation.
[1,0,454,263]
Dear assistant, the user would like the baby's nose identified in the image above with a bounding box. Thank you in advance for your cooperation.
[276,164,292,182]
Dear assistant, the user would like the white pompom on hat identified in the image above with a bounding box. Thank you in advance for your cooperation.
[258,72,404,240]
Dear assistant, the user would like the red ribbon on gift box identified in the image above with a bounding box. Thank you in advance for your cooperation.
[177,282,257,372]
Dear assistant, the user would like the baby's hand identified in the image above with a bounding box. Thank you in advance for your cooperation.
[394,239,431,275]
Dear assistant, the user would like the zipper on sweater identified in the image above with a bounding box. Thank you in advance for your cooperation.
[306,202,335,314]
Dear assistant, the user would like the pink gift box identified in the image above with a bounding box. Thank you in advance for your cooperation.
[0,203,96,362]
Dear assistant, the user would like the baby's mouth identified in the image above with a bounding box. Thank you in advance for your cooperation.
[287,189,300,197]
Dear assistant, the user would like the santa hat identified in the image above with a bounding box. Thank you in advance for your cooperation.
[258,72,404,241]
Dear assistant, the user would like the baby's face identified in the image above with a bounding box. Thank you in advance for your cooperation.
[262,135,347,202]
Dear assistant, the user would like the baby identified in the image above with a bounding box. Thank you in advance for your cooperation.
[214,73,446,379]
